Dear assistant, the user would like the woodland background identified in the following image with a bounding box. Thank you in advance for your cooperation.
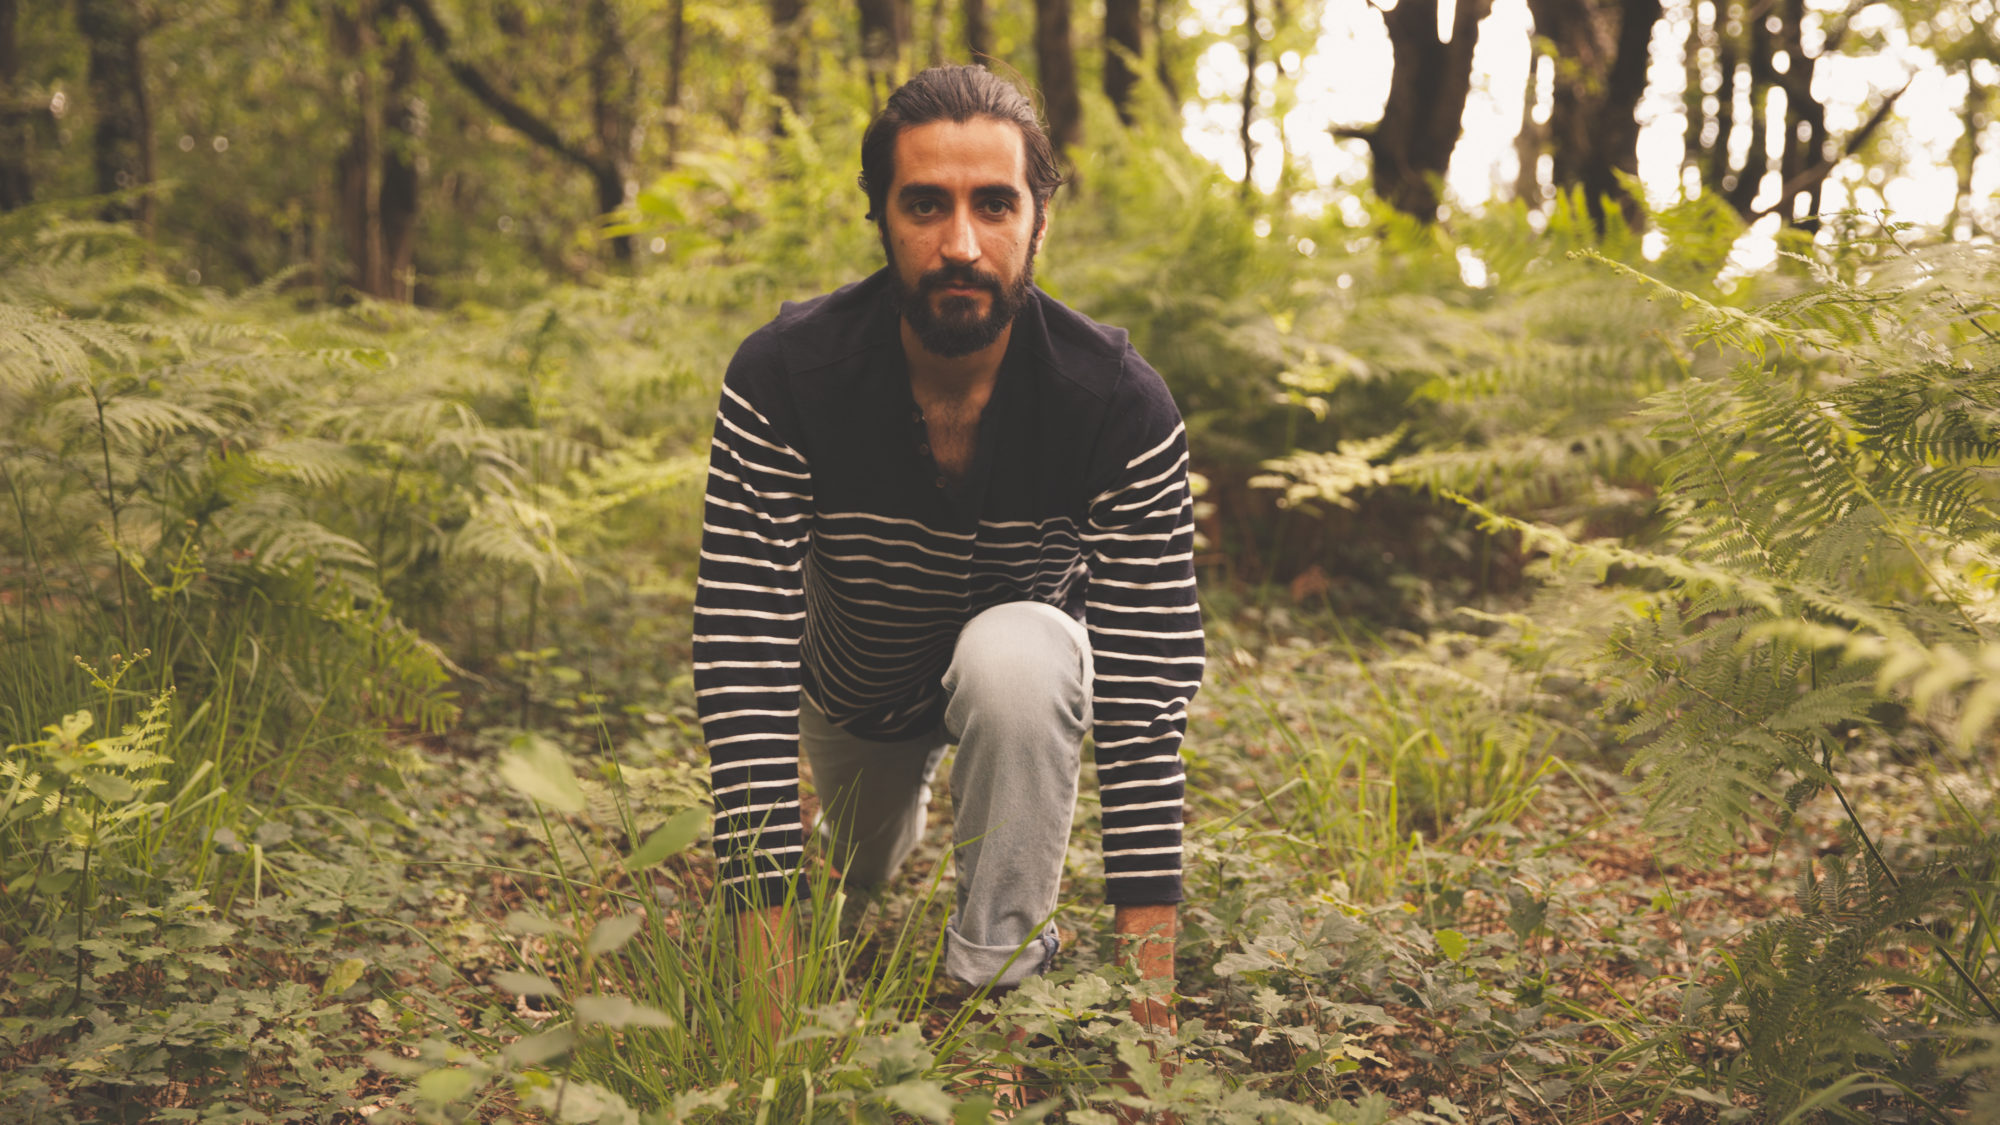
[2,1,1998,1123]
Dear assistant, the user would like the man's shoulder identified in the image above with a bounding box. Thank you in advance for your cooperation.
[733,271,894,379]
[1025,289,1171,411]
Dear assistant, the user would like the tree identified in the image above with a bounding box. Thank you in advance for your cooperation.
[402,0,637,260]
[1525,0,1661,231]
[0,0,33,209]
[332,1,422,300]
[964,0,990,61]
[859,0,908,101]
[1034,0,1081,156]
[73,0,153,227]
[769,0,805,127]
[1338,0,1495,220]
[1683,0,1905,229]
[1105,0,1144,124]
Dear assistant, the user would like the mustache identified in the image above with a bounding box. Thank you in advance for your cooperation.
[916,263,1003,297]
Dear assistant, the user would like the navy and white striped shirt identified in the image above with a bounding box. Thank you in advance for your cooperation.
[694,269,1204,910]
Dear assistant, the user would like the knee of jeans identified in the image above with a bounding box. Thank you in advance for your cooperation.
[947,604,1089,726]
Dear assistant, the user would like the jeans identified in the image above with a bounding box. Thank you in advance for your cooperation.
[802,600,1092,988]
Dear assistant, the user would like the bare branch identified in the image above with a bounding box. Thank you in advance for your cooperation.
[397,0,610,179]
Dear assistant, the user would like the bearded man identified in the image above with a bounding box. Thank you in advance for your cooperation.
[693,64,1202,1032]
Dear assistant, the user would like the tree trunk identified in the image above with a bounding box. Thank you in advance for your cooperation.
[1104,0,1144,125]
[587,0,636,260]
[73,0,152,228]
[665,0,686,163]
[1239,0,1258,197]
[1724,8,1773,216]
[0,0,33,209]
[332,2,383,296]
[1151,0,1180,104]
[1525,0,1661,231]
[925,0,946,66]
[379,28,421,299]
[860,0,903,101]
[1350,0,1494,221]
[1033,0,1081,156]
[769,0,805,128]
[1513,52,1545,208]
[964,0,990,61]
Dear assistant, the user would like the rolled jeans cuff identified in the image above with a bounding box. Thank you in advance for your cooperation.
[945,919,1061,988]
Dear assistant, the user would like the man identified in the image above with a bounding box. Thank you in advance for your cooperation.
[693,65,1202,1030]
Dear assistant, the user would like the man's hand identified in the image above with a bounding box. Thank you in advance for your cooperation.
[734,905,795,1047]
[1113,903,1177,1033]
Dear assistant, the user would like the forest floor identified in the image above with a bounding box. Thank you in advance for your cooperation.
[270,593,1967,1124]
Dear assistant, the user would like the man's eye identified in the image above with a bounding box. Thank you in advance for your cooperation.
[980,199,1013,215]
[910,199,939,216]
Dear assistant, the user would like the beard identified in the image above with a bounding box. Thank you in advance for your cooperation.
[888,247,1037,359]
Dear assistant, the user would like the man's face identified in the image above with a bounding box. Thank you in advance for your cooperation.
[881,117,1045,359]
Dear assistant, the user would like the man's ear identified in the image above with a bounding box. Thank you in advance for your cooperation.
[1032,210,1050,256]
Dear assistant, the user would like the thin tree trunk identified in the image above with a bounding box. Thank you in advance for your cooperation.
[860,0,902,102]
[1681,0,1705,179]
[1526,0,1660,231]
[769,0,805,130]
[1240,0,1258,197]
[1033,0,1081,156]
[1105,0,1144,125]
[1151,0,1180,104]
[587,0,636,260]
[964,0,990,61]
[1342,0,1493,221]
[926,0,946,65]
[665,0,686,164]
[73,0,152,228]
[379,29,420,299]
[332,2,384,295]
[1514,52,1545,208]
[1725,9,1773,215]
[0,0,33,209]
[1705,3,1738,196]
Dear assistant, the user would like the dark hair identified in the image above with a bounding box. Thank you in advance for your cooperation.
[858,65,1065,233]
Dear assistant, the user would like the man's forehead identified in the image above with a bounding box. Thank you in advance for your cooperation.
[890,118,1028,190]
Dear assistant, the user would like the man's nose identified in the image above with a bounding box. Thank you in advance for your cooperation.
[941,206,981,264]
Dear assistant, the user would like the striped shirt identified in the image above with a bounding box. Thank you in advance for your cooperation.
[694,269,1204,910]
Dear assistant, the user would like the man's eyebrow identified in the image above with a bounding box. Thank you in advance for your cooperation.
[896,182,1023,203]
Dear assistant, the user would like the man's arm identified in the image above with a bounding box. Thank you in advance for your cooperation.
[1082,368,1205,1027]
[693,359,813,914]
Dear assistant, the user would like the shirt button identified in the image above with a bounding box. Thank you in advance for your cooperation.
[918,442,931,455]
[934,475,947,489]
[911,408,923,423]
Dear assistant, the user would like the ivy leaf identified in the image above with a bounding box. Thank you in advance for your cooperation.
[625,806,706,870]
[573,994,674,1029]
[322,957,366,996]
[493,970,562,997]
[497,735,586,813]
[586,913,644,956]
[415,1067,478,1105]
[1434,929,1470,962]
[504,1027,577,1066]
[503,910,566,937]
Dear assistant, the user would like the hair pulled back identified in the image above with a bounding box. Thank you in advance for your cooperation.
[858,65,1064,231]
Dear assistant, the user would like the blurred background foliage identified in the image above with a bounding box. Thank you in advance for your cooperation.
[2,0,1998,1122]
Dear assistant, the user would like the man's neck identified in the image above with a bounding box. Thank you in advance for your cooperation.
[902,317,1010,406]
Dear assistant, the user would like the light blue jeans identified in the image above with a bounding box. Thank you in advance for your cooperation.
[803,601,1092,987]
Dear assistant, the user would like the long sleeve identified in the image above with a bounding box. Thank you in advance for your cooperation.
[694,367,813,911]
[1083,406,1204,906]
